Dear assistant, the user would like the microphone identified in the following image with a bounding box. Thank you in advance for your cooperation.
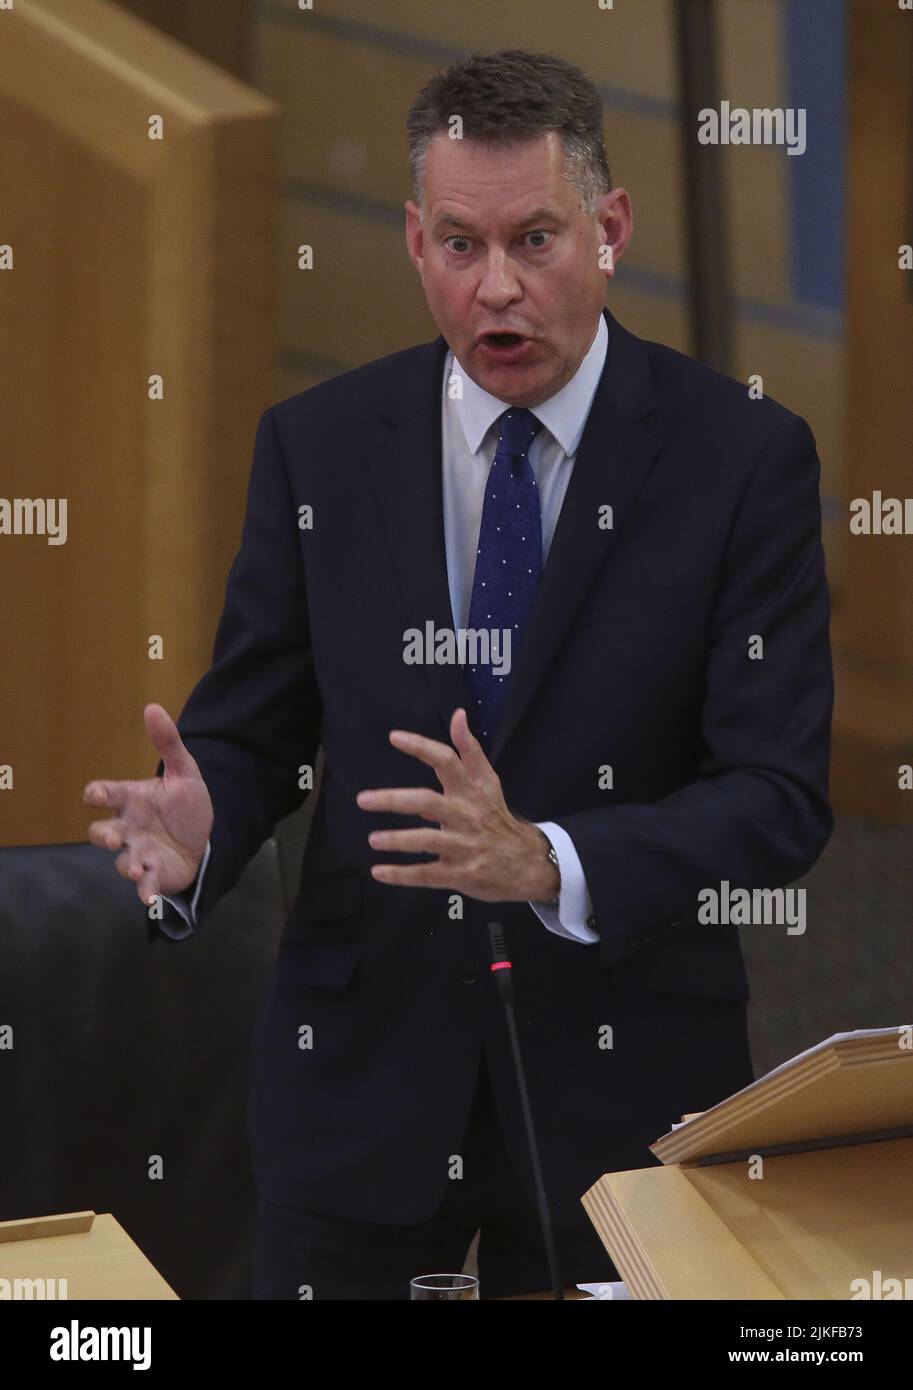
[487,921,564,1301]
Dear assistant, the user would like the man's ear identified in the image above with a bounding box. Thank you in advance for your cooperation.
[596,187,633,275]
[404,200,424,273]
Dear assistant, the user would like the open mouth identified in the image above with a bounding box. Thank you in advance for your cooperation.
[484,332,525,347]
[478,331,536,361]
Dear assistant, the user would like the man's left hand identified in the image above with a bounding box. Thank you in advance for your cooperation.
[356,708,559,903]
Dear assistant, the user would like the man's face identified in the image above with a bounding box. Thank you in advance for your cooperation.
[405,131,630,407]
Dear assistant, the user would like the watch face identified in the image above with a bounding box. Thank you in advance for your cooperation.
[545,842,560,903]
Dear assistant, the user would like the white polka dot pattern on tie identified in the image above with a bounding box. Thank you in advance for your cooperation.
[465,407,544,750]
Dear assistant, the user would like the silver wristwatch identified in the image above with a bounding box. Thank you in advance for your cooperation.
[541,834,560,907]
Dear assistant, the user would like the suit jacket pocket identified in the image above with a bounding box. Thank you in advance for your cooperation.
[281,873,364,946]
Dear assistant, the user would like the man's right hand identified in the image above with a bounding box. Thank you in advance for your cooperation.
[84,703,214,908]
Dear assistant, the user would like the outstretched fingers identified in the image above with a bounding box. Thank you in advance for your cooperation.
[87,816,129,852]
[114,847,160,907]
[83,780,130,813]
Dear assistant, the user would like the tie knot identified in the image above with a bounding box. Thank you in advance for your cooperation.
[495,408,542,461]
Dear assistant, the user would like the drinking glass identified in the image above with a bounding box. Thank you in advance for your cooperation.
[410,1273,479,1300]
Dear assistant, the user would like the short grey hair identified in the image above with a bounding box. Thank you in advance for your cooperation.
[407,49,612,215]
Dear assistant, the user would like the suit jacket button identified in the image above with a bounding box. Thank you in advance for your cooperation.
[462,970,477,985]
[586,915,598,929]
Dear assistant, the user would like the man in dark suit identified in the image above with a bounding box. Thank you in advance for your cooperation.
[85,50,833,1299]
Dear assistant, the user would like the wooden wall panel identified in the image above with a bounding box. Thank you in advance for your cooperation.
[0,0,278,845]
[831,0,913,820]
[263,0,680,102]
[114,0,251,80]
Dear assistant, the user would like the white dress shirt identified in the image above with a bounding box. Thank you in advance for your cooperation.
[162,316,608,943]
[441,314,606,945]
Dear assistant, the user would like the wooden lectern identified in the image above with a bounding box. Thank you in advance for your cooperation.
[582,1027,913,1299]
[0,1211,177,1299]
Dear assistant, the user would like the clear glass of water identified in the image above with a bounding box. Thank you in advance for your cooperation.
[410,1273,479,1300]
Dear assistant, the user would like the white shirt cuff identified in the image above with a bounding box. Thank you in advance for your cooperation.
[528,821,598,944]
[158,837,211,935]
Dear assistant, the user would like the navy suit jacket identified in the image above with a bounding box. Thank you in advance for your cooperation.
[157,306,834,1227]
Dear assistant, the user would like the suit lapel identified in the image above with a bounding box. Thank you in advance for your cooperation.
[364,334,475,739]
[364,308,663,762]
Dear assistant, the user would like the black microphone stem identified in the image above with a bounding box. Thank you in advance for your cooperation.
[488,922,564,1301]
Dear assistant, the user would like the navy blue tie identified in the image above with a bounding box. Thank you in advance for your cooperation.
[466,408,544,750]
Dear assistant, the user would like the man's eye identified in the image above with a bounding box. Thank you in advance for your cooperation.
[525,230,553,249]
[445,236,473,253]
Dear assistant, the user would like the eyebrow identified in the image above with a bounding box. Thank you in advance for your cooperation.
[431,206,565,235]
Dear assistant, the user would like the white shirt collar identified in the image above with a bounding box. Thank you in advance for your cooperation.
[448,311,608,458]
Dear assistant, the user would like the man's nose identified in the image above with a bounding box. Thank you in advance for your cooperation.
[475,250,523,308]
